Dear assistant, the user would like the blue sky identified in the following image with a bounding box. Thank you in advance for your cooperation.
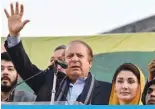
[1,0,155,36]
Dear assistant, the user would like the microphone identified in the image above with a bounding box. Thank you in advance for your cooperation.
[54,60,68,69]
[12,60,67,88]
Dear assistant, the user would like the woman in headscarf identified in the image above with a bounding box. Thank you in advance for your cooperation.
[109,63,145,105]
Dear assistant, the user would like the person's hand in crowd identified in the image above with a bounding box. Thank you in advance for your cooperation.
[4,2,30,36]
[148,60,155,81]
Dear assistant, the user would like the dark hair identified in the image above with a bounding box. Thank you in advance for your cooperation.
[112,63,140,84]
[1,52,12,61]
[68,40,93,62]
[142,79,155,105]
[54,45,66,51]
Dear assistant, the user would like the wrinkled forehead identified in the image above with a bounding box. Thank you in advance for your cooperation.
[65,42,88,53]
[1,60,14,67]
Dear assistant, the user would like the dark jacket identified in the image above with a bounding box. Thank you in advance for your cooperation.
[5,41,111,105]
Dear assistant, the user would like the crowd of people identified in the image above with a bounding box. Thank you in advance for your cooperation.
[1,2,155,105]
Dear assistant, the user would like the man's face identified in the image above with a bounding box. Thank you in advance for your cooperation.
[50,49,66,73]
[65,43,92,82]
[145,84,155,105]
[1,60,18,92]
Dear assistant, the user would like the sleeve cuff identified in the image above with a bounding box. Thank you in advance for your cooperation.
[7,35,20,48]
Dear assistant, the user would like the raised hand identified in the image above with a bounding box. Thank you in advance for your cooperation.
[148,60,155,81]
[4,2,30,36]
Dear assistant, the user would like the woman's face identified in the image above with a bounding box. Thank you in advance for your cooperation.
[115,70,139,102]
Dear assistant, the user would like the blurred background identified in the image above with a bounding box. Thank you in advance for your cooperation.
[1,0,155,36]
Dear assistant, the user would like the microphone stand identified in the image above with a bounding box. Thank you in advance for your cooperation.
[2,60,65,103]
[50,62,58,105]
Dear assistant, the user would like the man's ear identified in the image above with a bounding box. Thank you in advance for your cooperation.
[17,74,20,80]
[89,61,92,69]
